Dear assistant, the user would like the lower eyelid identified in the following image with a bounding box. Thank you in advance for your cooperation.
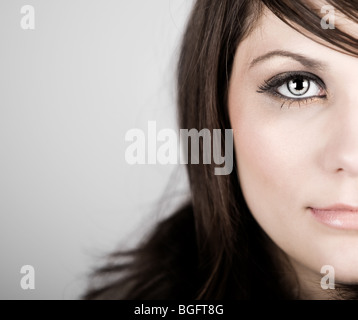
[266,89,327,107]
[274,95,327,109]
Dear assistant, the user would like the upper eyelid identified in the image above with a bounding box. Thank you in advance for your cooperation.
[266,71,326,89]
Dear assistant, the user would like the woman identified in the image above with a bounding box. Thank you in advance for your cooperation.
[84,0,358,299]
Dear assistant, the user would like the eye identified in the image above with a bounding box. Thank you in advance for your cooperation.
[257,71,327,105]
[277,77,321,98]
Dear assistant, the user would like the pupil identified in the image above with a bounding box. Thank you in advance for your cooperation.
[293,79,304,91]
[287,78,309,96]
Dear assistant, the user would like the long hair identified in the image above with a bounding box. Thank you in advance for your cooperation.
[83,0,358,300]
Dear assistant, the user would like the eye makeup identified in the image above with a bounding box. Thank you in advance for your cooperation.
[257,71,327,108]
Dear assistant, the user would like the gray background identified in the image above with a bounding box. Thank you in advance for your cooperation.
[0,0,193,299]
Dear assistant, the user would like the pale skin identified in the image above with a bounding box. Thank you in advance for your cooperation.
[229,8,358,299]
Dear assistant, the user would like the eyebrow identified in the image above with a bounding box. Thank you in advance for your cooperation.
[249,50,326,70]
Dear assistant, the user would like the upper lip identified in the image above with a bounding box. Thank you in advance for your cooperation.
[310,204,358,212]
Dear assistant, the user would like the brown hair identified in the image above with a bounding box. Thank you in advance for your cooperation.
[83,0,358,300]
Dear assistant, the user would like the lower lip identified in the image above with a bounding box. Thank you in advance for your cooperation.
[310,208,358,230]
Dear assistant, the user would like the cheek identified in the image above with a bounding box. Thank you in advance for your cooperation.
[235,119,296,199]
[231,107,311,234]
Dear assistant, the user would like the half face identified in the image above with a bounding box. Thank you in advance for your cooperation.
[229,7,358,297]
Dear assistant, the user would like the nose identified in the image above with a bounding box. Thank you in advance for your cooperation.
[320,96,358,177]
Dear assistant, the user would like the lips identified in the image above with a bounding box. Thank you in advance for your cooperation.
[309,204,358,230]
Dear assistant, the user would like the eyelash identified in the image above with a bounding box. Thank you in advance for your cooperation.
[257,71,327,108]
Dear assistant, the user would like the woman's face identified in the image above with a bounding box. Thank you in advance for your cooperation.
[229,8,358,296]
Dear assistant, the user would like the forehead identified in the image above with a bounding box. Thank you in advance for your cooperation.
[233,7,358,73]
